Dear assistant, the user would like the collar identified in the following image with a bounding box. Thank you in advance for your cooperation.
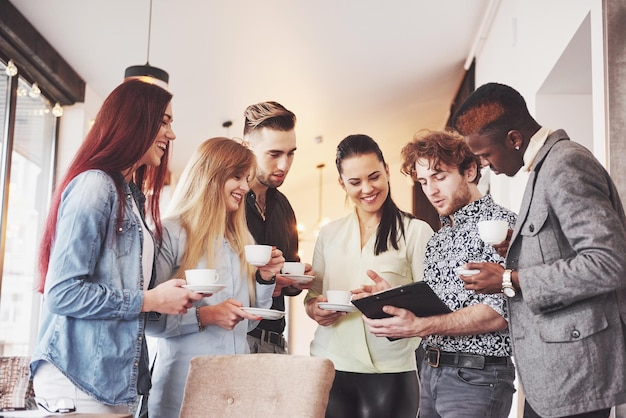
[441,194,494,227]
[522,126,551,172]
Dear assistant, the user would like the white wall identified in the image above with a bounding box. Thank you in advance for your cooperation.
[56,85,104,180]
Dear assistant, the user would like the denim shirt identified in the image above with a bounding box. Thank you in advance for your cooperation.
[30,170,150,406]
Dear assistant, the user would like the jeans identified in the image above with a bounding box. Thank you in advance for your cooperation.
[419,357,515,418]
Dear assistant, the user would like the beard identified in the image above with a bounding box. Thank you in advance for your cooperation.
[257,170,284,189]
[437,182,473,217]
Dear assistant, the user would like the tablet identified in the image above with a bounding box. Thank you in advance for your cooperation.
[351,281,451,320]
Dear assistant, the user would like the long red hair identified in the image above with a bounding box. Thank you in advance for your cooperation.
[37,80,173,292]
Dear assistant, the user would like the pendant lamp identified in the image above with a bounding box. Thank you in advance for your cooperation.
[124,0,169,89]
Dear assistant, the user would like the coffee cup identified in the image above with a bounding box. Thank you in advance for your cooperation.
[326,290,352,305]
[244,244,272,266]
[477,220,509,244]
[282,262,306,276]
[185,269,219,286]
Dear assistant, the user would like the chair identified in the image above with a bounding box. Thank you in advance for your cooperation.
[178,354,335,418]
[0,356,36,410]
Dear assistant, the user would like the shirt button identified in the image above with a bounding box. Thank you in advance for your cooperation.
[571,330,580,339]
[118,227,123,232]
[529,224,535,232]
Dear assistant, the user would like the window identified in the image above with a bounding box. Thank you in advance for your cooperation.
[0,60,57,355]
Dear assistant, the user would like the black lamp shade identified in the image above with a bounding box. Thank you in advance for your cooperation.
[124,64,169,89]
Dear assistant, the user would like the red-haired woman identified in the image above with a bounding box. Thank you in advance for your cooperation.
[30,80,203,414]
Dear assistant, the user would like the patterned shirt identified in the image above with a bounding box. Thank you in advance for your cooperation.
[423,194,517,357]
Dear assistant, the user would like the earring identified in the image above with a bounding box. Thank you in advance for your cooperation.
[515,146,520,150]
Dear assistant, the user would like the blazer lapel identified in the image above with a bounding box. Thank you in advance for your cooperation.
[509,130,569,246]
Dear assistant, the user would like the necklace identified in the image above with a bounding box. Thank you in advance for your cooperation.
[361,219,380,229]
[254,198,266,221]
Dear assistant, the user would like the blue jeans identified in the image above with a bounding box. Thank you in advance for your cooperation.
[419,357,515,418]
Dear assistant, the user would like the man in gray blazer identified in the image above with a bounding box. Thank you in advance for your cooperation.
[451,82,626,418]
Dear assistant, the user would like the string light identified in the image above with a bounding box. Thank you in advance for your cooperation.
[29,82,41,98]
[5,59,18,76]
[52,103,63,118]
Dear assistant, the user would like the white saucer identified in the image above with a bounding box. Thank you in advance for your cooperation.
[482,239,503,245]
[281,274,315,284]
[241,307,285,320]
[182,284,227,294]
[455,268,480,276]
[318,302,357,313]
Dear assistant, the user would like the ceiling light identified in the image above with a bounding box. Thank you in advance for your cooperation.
[5,59,18,77]
[124,0,169,89]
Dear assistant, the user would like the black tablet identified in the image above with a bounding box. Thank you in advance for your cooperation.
[351,281,451,320]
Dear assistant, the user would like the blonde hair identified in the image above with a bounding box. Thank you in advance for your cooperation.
[165,137,256,284]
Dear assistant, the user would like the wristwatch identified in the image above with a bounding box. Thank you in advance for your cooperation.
[502,269,516,297]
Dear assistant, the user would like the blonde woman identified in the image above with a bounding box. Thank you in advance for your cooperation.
[146,138,283,418]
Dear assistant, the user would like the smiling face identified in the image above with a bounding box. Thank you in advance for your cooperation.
[224,171,252,212]
[249,127,296,189]
[339,153,390,217]
[415,158,475,217]
[137,102,176,168]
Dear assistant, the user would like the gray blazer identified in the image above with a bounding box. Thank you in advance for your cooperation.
[506,130,626,417]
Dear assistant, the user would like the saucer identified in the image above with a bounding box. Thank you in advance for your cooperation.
[318,302,357,313]
[280,274,315,284]
[241,307,285,320]
[455,268,480,276]
[182,284,227,294]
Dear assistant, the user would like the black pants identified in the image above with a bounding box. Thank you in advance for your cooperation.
[523,400,610,418]
[325,370,419,418]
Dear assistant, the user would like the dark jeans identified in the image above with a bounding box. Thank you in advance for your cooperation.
[325,370,419,418]
[523,400,611,418]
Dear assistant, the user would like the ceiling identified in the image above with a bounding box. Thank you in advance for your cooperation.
[10,0,491,197]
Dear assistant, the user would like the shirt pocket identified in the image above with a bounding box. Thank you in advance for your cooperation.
[519,209,562,265]
[536,302,608,342]
[114,218,137,257]
[378,264,410,287]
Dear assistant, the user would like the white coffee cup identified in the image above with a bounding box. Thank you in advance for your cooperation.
[477,220,509,244]
[282,262,305,276]
[185,269,219,286]
[326,290,352,305]
[244,244,272,266]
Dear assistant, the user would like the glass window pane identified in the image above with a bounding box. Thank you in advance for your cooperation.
[0,63,56,356]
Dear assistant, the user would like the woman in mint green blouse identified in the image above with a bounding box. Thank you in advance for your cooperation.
[304,134,433,418]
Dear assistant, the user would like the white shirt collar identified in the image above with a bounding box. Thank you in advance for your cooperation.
[522,126,551,172]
